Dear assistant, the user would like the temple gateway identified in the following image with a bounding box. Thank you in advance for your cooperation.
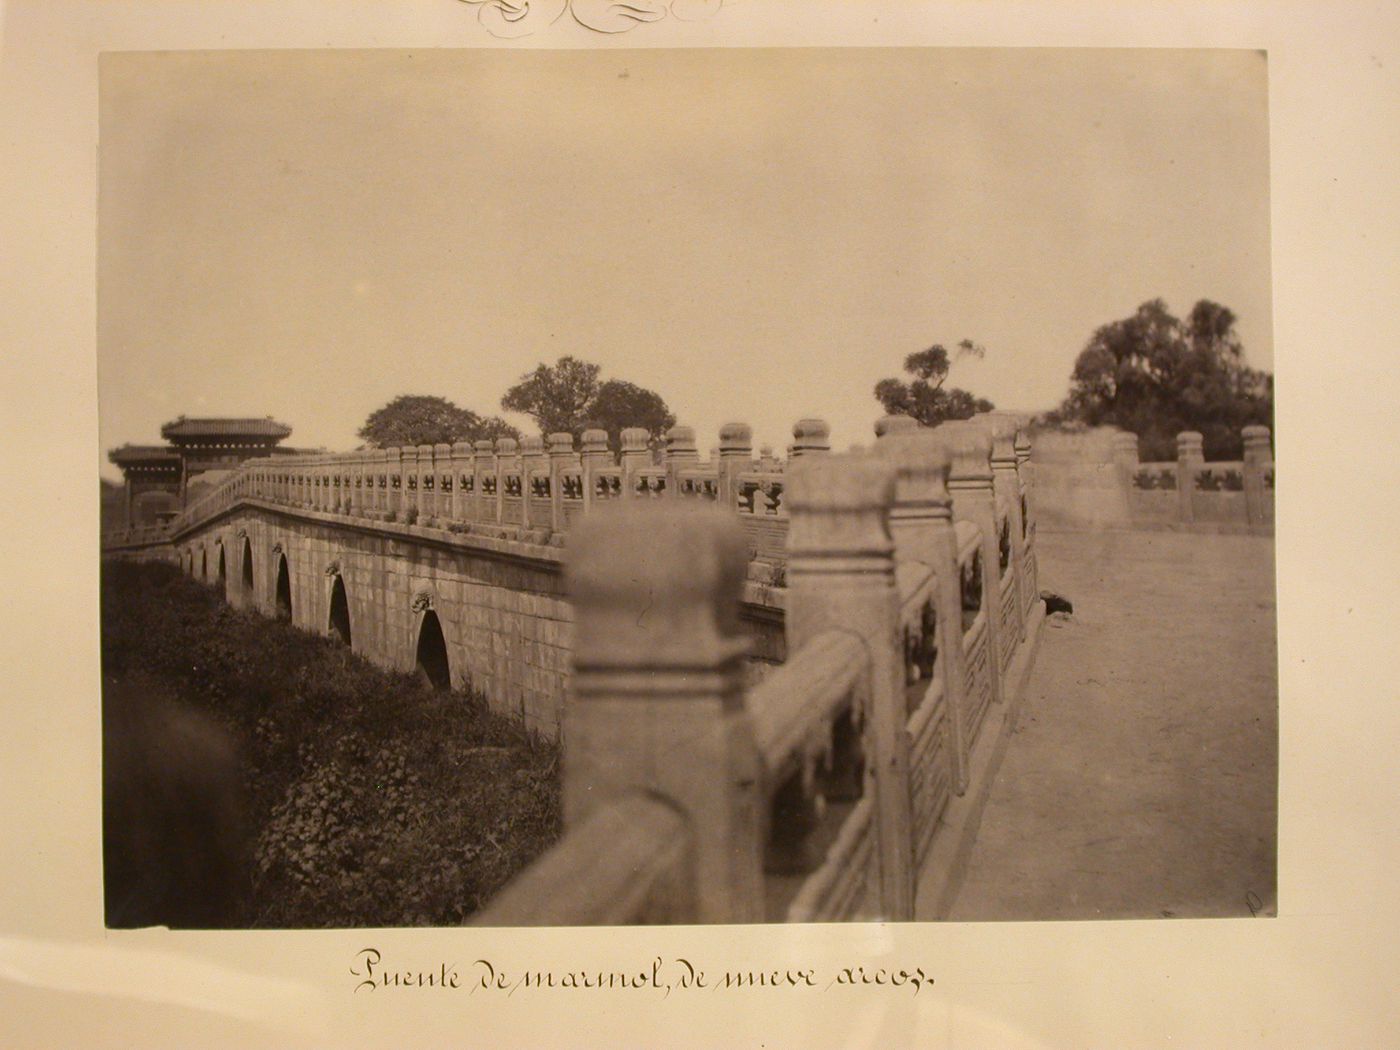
[107,416,304,527]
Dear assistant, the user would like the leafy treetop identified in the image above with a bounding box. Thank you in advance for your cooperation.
[356,395,519,449]
[1043,298,1272,460]
[873,339,994,427]
[501,356,676,449]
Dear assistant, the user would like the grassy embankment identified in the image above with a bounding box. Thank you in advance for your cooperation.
[101,560,560,928]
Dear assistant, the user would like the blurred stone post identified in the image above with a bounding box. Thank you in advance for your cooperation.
[619,428,651,498]
[786,454,914,919]
[717,423,754,511]
[944,420,1005,707]
[877,429,971,794]
[1242,424,1273,531]
[874,414,918,440]
[1176,431,1204,524]
[665,425,700,496]
[565,501,763,923]
[790,418,831,459]
[1111,431,1140,490]
[579,429,611,511]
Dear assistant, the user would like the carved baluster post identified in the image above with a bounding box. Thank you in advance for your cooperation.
[547,433,574,531]
[411,445,430,524]
[519,435,545,529]
[790,418,831,459]
[787,454,914,919]
[495,437,517,524]
[718,423,753,512]
[346,453,361,516]
[450,441,470,524]
[944,421,1005,707]
[620,428,651,499]
[580,429,610,511]
[377,449,391,518]
[1176,431,1204,524]
[665,425,699,498]
[1015,429,1038,612]
[473,440,494,524]
[1242,425,1273,531]
[878,430,971,794]
[986,413,1027,642]
[306,454,320,511]
[433,442,452,524]
[566,501,763,923]
[1112,431,1140,492]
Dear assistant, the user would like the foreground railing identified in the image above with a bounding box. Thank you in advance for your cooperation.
[473,418,1038,925]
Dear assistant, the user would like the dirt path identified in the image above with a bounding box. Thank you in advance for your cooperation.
[947,529,1278,921]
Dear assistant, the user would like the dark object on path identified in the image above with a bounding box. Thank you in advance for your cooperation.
[1041,590,1074,617]
[103,675,249,928]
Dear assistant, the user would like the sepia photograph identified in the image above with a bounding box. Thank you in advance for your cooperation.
[7,0,1400,1045]
[97,45,1277,930]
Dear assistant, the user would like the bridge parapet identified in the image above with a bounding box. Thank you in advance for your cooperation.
[473,419,1041,924]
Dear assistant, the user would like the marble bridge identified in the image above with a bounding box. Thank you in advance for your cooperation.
[103,412,1045,922]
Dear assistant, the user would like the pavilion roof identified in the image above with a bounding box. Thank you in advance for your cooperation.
[160,416,293,441]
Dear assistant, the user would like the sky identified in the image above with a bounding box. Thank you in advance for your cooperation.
[98,47,1271,479]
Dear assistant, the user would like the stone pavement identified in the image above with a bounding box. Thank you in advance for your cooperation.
[944,528,1278,920]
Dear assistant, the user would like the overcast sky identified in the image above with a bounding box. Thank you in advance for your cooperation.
[98,47,1271,478]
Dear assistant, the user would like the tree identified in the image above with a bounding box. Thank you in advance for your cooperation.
[501,356,676,448]
[356,395,519,449]
[873,339,994,427]
[500,356,602,438]
[1045,298,1272,460]
[582,380,676,448]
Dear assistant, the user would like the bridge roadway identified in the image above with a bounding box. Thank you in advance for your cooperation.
[926,528,1278,920]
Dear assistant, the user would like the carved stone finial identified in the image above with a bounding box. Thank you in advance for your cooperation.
[1176,431,1204,457]
[978,412,1019,465]
[875,414,918,439]
[580,429,609,457]
[547,432,575,456]
[620,428,651,454]
[474,439,495,454]
[1242,425,1272,460]
[520,434,544,455]
[719,422,752,454]
[785,454,895,574]
[876,430,953,526]
[568,501,750,681]
[665,425,698,460]
[941,420,993,487]
[495,437,519,455]
[790,418,831,458]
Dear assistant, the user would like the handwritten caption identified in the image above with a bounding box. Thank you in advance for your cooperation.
[350,948,932,998]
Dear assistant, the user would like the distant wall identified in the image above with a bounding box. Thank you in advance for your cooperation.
[1026,427,1133,531]
[1030,424,1274,534]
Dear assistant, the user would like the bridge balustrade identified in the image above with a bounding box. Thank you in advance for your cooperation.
[471,423,1040,925]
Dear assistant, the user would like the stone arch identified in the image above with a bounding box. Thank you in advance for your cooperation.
[414,607,451,691]
[200,547,208,582]
[217,543,226,588]
[327,572,351,646]
[274,552,292,622]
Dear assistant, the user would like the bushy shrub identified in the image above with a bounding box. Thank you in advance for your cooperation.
[100,560,560,927]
